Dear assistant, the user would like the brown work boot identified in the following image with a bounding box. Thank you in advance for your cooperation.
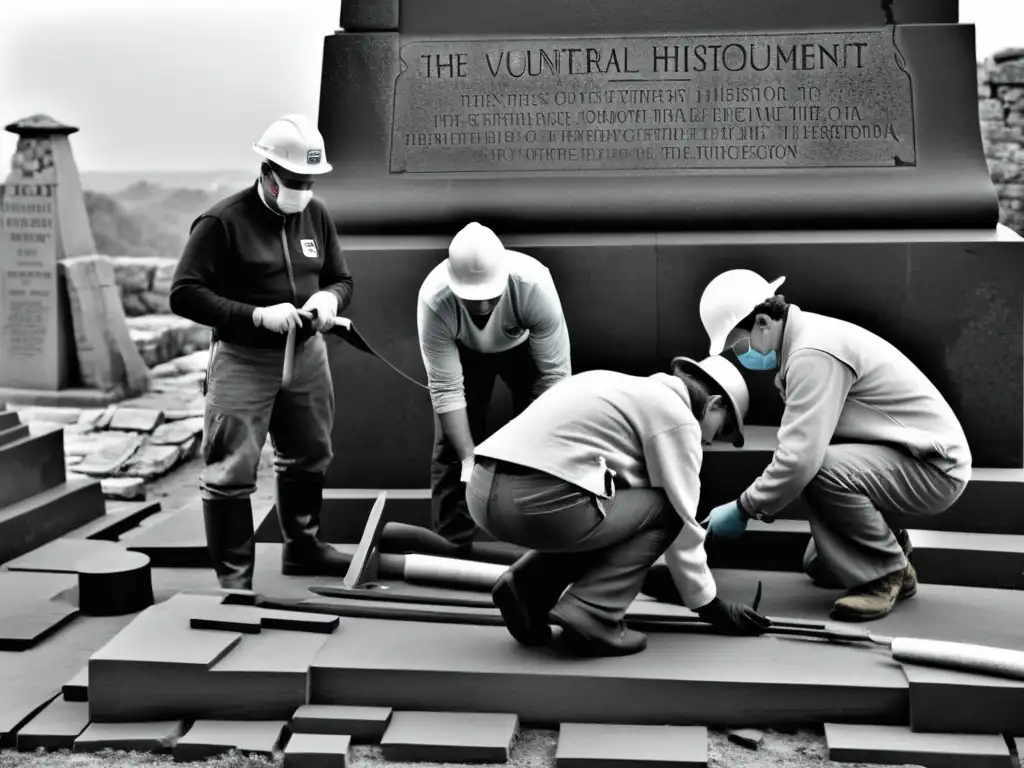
[830,564,916,622]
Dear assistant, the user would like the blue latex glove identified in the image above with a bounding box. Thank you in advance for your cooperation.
[705,500,749,539]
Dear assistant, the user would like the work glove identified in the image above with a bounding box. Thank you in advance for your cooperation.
[253,303,304,334]
[460,456,475,484]
[302,291,338,332]
[705,500,749,540]
[695,597,771,636]
[325,316,352,332]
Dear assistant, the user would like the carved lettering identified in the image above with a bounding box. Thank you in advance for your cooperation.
[391,31,916,173]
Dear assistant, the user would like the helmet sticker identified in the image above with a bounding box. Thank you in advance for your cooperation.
[307,149,321,165]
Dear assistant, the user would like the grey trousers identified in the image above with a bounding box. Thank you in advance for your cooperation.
[200,335,335,500]
[802,443,967,588]
[466,459,682,625]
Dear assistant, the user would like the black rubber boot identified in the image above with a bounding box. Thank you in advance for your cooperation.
[277,472,350,576]
[549,601,648,658]
[202,497,256,591]
[491,550,599,646]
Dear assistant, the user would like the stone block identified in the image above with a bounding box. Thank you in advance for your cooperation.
[100,476,146,501]
[107,406,164,433]
[290,704,393,740]
[110,256,163,293]
[72,431,144,476]
[978,98,1003,121]
[16,697,90,752]
[284,733,351,768]
[128,315,211,369]
[173,721,286,762]
[990,59,1024,85]
[150,420,202,446]
[74,720,186,754]
[120,443,182,479]
[61,255,150,395]
[556,723,708,767]
[150,259,177,294]
[380,711,519,764]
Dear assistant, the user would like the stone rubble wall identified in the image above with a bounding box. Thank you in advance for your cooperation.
[979,50,1024,234]
[105,256,211,368]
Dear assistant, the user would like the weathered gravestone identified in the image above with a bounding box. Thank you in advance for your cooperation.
[0,115,149,403]
[317,0,1024,487]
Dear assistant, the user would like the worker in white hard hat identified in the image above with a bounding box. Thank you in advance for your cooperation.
[169,114,354,592]
[466,356,769,657]
[696,269,972,622]
[417,222,572,551]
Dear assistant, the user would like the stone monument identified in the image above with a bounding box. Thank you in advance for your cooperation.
[316,0,1024,487]
[0,114,149,404]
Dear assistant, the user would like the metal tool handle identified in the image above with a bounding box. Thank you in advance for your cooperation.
[281,309,318,389]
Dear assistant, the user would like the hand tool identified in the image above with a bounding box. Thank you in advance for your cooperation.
[281,308,318,389]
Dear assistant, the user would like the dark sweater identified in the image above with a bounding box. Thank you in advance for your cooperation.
[169,183,354,349]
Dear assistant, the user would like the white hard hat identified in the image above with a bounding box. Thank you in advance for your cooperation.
[446,223,510,301]
[700,269,786,356]
[253,114,333,176]
[671,354,750,447]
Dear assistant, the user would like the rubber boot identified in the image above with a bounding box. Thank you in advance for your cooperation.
[202,498,256,591]
[277,473,350,576]
[549,600,648,657]
[491,550,601,646]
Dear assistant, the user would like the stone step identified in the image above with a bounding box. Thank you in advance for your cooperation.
[0,423,30,448]
[0,410,21,431]
[701,426,1024,535]
[699,518,1024,590]
[0,426,66,510]
[0,477,106,565]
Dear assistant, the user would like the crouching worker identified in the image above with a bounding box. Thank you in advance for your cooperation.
[465,356,770,658]
[169,114,354,592]
[699,270,972,622]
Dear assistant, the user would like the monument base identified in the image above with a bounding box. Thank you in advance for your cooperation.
[326,225,1024,489]
[0,385,127,409]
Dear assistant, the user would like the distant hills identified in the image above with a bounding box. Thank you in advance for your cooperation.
[81,172,255,261]
[80,170,253,195]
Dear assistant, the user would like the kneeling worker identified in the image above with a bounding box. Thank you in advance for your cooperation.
[170,114,354,591]
[465,356,769,658]
[699,270,972,622]
[417,222,572,551]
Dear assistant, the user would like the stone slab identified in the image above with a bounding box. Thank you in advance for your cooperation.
[398,0,957,36]
[0,423,29,446]
[290,704,392,740]
[0,571,79,651]
[64,499,162,541]
[108,406,164,433]
[0,409,21,430]
[702,519,1024,590]
[61,255,150,396]
[99,476,146,500]
[555,722,708,768]
[120,442,184,479]
[902,663,1024,736]
[172,720,286,762]
[318,24,994,234]
[16,696,90,752]
[0,477,105,565]
[88,595,329,722]
[0,613,137,747]
[322,232,1024,490]
[0,181,71,390]
[127,500,276,567]
[0,386,123,408]
[309,618,908,728]
[62,666,88,702]
[284,733,352,768]
[71,431,145,477]
[73,720,187,753]
[0,426,65,510]
[380,710,519,763]
[189,603,340,634]
[824,722,1010,767]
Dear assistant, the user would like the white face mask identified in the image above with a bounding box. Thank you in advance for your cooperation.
[271,172,313,214]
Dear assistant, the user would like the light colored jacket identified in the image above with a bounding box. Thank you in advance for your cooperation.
[475,370,717,610]
[742,305,973,517]
[416,250,571,414]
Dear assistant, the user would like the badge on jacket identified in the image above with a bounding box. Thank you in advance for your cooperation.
[300,239,319,258]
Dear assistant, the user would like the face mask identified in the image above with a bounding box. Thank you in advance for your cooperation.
[269,172,313,214]
[736,348,778,371]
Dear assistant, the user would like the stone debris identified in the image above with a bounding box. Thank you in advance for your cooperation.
[107,407,165,434]
[100,476,147,501]
[728,728,765,750]
[127,314,210,369]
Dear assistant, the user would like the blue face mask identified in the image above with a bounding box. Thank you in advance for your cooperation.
[736,348,778,371]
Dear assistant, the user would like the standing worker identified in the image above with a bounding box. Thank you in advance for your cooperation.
[169,114,354,592]
[698,269,972,622]
[417,222,572,551]
[466,356,769,657]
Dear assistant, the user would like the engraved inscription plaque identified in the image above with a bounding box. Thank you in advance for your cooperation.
[390,31,916,173]
[0,183,61,389]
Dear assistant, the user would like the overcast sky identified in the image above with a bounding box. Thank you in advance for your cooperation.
[0,0,1020,175]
